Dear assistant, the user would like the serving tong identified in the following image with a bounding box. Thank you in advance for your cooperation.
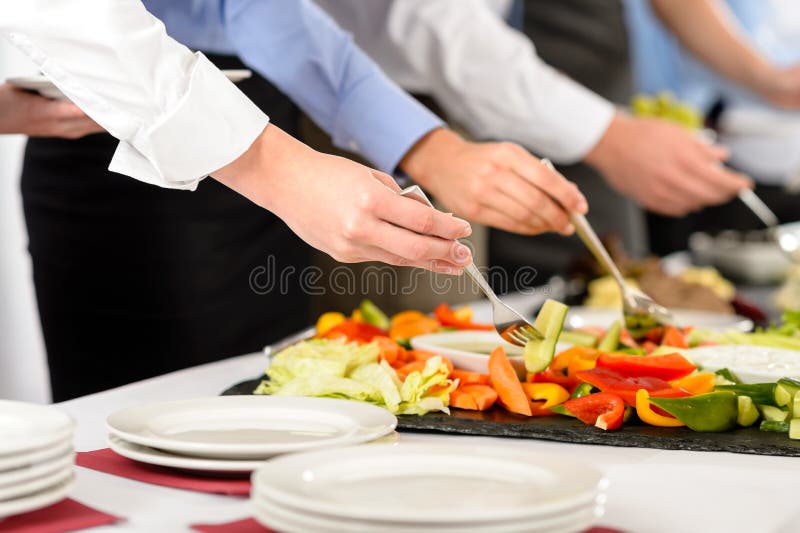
[737,188,800,263]
[540,159,675,329]
[400,185,544,346]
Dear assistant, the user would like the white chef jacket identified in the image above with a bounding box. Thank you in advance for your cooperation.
[315,0,616,164]
[1,0,268,190]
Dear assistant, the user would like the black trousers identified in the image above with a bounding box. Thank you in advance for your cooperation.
[21,55,312,401]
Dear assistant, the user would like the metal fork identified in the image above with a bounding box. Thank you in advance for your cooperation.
[541,159,675,329]
[400,185,544,346]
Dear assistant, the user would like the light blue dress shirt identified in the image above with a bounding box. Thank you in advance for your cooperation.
[143,0,443,173]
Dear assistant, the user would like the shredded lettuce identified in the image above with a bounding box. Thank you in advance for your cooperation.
[254,339,455,415]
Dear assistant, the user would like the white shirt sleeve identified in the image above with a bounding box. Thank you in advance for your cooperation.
[1,0,268,190]
[317,0,615,164]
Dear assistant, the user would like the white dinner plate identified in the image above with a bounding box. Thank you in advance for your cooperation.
[252,444,605,524]
[108,434,268,474]
[0,452,74,489]
[410,331,570,377]
[0,438,73,473]
[7,70,252,100]
[107,396,397,459]
[0,463,72,501]
[565,306,753,333]
[0,401,74,457]
[252,496,601,533]
[0,475,75,519]
[686,345,800,383]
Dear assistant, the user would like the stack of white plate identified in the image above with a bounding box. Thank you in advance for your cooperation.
[0,400,76,519]
[251,444,607,533]
[106,396,397,474]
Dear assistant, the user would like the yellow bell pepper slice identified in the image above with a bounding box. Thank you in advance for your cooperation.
[452,306,473,323]
[351,309,364,323]
[671,373,715,395]
[316,312,346,336]
[522,382,570,416]
[635,389,686,427]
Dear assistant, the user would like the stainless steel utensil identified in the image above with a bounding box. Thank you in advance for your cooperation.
[541,159,675,329]
[737,188,799,263]
[263,326,316,360]
[400,185,543,346]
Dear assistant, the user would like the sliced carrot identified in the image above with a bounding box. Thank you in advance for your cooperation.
[450,369,490,385]
[373,336,404,367]
[450,388,479,410]
[641,341,659,355]
[389,316,440,342]
[407,350,454,375]
[395,361,427,381]
[489,346,532,416]
[661,326,689,349]
[460,384,498,410]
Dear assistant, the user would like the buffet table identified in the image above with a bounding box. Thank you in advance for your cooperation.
[57,345,800,533]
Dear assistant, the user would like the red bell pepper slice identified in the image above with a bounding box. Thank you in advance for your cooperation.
[434,303,494,330]
[563,392,625,430]
[596,352,696,381]
[575,367,688,406]
[321,321,387,343]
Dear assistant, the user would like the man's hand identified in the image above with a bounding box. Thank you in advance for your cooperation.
[212,125,474,274]
[584,113,752,217]
[399,128,588,236]
[0,83,103,138]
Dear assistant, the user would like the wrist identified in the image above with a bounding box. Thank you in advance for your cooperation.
[398,127,464,190]
[584,112,627,172]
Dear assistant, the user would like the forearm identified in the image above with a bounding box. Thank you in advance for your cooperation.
[650,0,775,92]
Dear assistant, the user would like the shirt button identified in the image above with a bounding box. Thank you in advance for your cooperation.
[348,140,359,151]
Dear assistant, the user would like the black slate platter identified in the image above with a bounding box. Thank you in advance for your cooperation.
[223,377,800,457]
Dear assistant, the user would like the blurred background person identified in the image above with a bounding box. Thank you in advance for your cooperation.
[627,0,800,254]
[315,0,753,286]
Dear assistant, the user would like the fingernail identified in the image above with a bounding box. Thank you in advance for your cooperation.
[461,222,472,237]
[454,243,471,263]
[577,199,589,214]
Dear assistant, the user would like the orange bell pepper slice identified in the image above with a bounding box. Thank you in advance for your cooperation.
[635,389,685,427]
[671,373,715,395]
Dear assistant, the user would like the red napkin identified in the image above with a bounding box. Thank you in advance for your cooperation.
[0,498,121,533]
[190,518,624,533]
[75,449,251,496]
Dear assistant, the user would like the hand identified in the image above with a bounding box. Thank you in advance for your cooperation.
[584,113,752,217]
[0,83,103,138]
[212,125,474,274]
[755,64,800,109]
[398,128,588,236]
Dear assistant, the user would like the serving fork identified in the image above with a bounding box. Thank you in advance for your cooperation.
[400,185,544,346]
[541,159,675,329]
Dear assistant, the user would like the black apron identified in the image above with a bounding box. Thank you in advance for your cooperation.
[21,55,311,401]
[489,0,648,284]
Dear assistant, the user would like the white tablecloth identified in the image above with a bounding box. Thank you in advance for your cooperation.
[56,349,800,533]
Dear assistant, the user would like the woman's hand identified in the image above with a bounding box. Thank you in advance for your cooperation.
[213,125,474,274]
[0,83,103,138]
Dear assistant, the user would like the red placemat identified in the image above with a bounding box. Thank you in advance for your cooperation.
[190,518,625,533]
[0,498,121,533]
[75,449,251,496]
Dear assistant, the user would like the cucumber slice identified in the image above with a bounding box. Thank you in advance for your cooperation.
[776,378,800,408]
[792,391,800,418]
[558,330,598,347]
[737,395,759,427]
[598,320,622,352]
[523,299,568,373]
[714,368,741,385]
[759,404,789,422]
[791,419,800,440]
[650,345,686,356]
[760,420,790,433]
[359,299,389,330]
[716,383,778,406]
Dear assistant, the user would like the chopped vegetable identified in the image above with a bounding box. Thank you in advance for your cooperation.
[563,392,625,430]
[759,405,789,422]
[635,389,685,428]
[450,388,478,410]
[459,384,498,411]
[570,382,595,399]
[389,311,440,343]
[321,321,387,343]
[575,367,684,406]
[596,352,696,381]
[521,382,570,416]
[715,383,778,407]
[714,368,741,385]
[737,396,759,427]
[450,369,490,386]
[597,320,622,352]
[649,391,738,432]
[558,330,599,347]
[489,346,532,416]
[434,303,493,330]
[316,312,346,336]
[775,378,800,408]
[359,299,390,330]
[661,326,689,349]
[760,420,789,433]
[790,419,800,440]
[672,373,715,395]
[522,299,568,373]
